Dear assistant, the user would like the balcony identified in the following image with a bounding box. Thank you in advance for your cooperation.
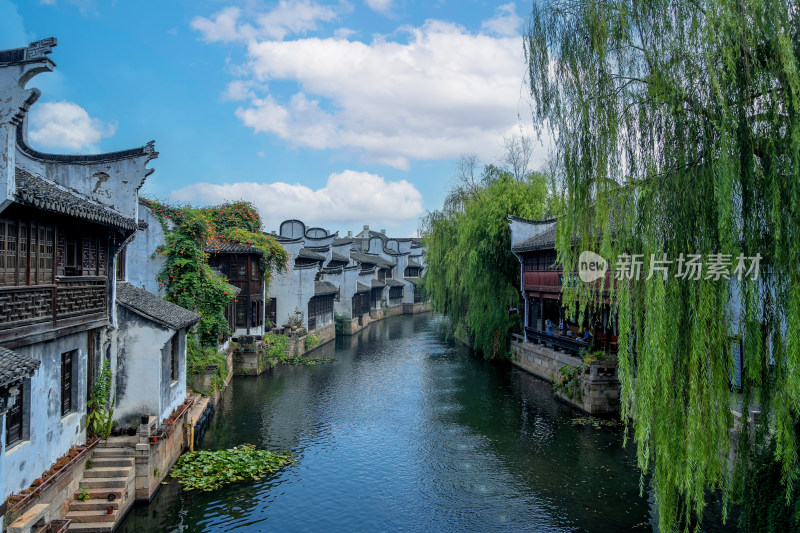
[0,276,107,344]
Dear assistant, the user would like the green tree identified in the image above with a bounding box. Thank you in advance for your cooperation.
[526,0,800,529]
[421,160,552,357]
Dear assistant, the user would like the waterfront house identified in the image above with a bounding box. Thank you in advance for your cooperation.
[206,243,267,337]
[0,37,158,507]
[267,219,429,339]
[112,283,199,427]
[507,215,620,415]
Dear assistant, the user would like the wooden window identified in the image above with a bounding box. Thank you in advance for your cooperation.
[170,333,180,383]
[266,298,277,328]
[61,351,74,416]
[18,222,27,284]
[116,247,127,281]
[308,295,334,330]
[0,220,15,285]
[65,235,79,276]
[97,233,107,276]
[235,301,246,328]
[37,224,54,284]
[6,382,24,447]
[389,286,403,302]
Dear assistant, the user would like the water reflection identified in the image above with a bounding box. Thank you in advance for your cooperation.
[118,313,735,533]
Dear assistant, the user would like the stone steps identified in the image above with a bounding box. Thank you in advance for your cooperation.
[64,510,116,523]
[92,447,134,458]
[68,498,121,511]
[90,457,134,468]
[83,467,130,479]
[65,523,116,533]
[79,477,130,489]
[67,446,136,532]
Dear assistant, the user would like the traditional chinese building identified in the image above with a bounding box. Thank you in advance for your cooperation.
[267,220,428,339]
[206,243,267,337]
[507,215,621,414]
[0,39,201,530]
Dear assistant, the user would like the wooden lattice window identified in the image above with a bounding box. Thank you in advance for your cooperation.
[61,351,74,416]
[6,383,24,447]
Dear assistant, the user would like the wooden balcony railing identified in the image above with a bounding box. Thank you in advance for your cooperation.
[0,277,107,341]
[524,327,591,357]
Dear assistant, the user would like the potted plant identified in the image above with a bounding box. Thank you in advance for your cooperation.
[106,506,114,515]
[76,487,90,501]
[287,307,304,331]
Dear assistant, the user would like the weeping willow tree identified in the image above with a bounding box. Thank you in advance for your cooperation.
[420,159,553,357]
[526,0,800,530]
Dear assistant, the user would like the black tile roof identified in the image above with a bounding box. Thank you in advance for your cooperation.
[298,248,327,261]
[351,251,394,268]
[116,282,201,330]
[328,252,350,264]
[385,279,405,287]
[205,242,263,255]
[511,224,557,253]
[406,259,423,268]
[0,347,39,389]
[333,237,354,245]
[15,168,138,231]
[404,277,418,285]
[371,279,385,288]
[17,125,157,165]
[314,281,339,297]
[356,282,371,293]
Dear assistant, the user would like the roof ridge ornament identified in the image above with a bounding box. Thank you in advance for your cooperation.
[25,38,58,60]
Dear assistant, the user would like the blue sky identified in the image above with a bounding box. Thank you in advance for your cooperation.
[1,0,547,237]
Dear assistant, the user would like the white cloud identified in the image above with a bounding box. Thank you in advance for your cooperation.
[28,101,116,151]
[191,1,342,43]
[169,170,424,229]
[481,3,523,37]
[222,80,257,102]
[365,0,393,15]
[221,19,533,168]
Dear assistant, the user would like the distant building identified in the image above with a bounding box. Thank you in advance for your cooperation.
[267,220,429,338]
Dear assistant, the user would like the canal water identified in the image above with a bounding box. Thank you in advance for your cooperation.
[118,313,736,532]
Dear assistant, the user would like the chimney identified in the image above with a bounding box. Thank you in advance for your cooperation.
[363,225,369,231]
[380,229,386,235]
[347,231,352,237]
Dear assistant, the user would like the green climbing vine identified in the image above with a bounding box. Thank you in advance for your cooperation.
[526,0,800,530]
[142,199,288,347]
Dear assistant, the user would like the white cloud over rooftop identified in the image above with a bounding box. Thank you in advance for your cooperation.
[28,100,116,152]
[169,170,424,231]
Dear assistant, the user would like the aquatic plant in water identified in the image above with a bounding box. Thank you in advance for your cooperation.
[170,444,292,491]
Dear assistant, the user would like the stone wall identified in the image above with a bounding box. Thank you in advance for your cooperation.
[287,323,335,357]
[510,337,620,416]
[6,451,90,532]
[232,349,270,376]
[134,413,187,502]
[402,302,431,314]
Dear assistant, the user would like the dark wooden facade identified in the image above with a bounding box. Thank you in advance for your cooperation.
[208,251,264,334]
[0,205,111,346]
[521,248,619,354]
